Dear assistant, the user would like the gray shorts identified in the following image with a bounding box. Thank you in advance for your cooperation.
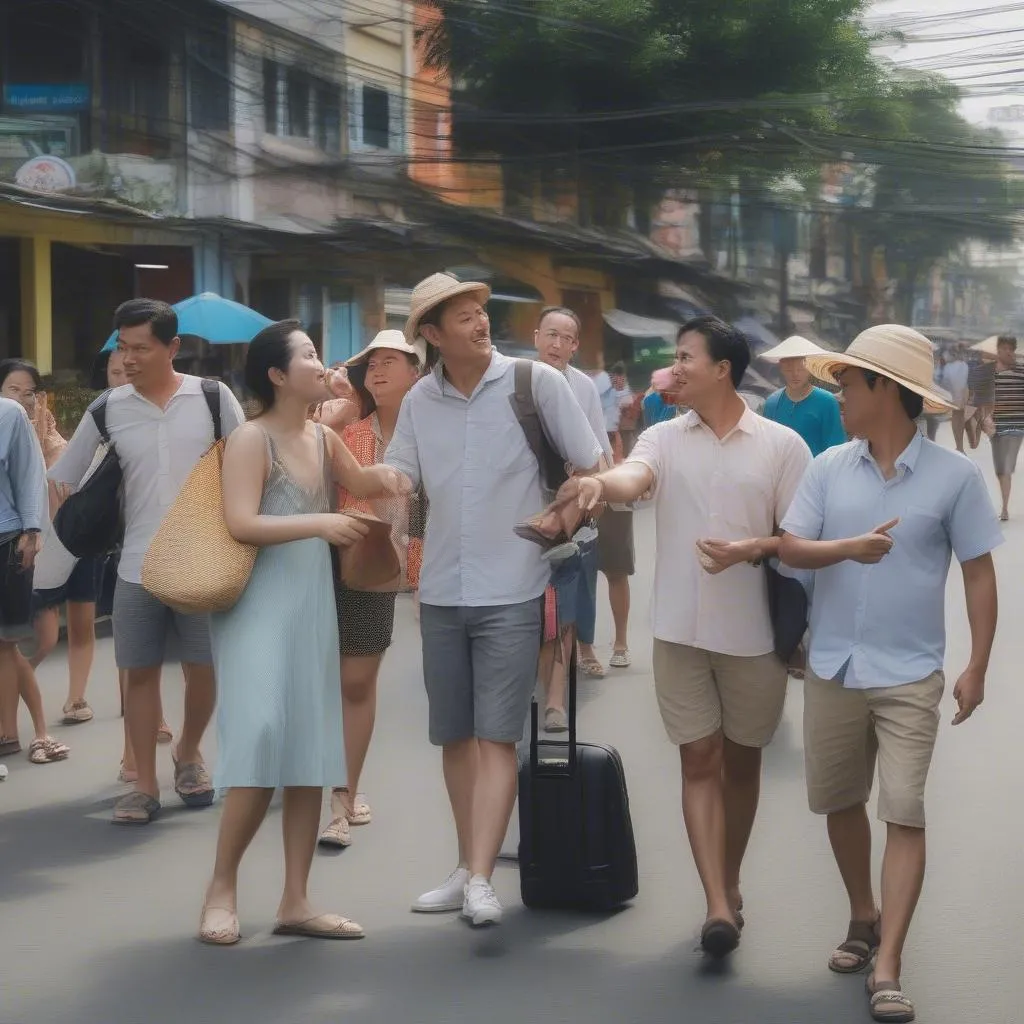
[113,579,213,669]
[992,433,1023,476]
[420,599,543,746]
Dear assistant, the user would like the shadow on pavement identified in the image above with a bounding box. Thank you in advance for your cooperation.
[55,916,874,1024]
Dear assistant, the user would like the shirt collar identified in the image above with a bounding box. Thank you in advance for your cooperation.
[432,349,510,395]
[126,375,203,401]
[854,430,923,475]
[680,404,758,438]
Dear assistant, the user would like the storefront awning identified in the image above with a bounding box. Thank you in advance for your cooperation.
[602,309,678,343]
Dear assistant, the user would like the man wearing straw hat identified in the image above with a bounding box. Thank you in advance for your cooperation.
[779,324,1000,1024]
[760,335,847,457]
[385,273,604,927]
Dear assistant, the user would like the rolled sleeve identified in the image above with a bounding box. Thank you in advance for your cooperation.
[532,362,604,469]
[948,463,1004,562]
[48,412,102,488]
[780,454,826,540]
[383,398,422,489]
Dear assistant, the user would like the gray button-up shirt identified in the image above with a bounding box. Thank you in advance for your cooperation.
[385,351,604,607]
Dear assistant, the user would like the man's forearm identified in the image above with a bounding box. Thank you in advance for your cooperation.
[962,555,997,672]
[594,463,654,504]
[779,533,852,569]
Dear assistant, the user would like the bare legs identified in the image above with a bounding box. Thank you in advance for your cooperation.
[605,572,630,656]
[679,732,763,925]
[826,804,925,986]
[330,654,382,821]
[951,410,965,452]
[997,472,1012,519]
[0,641,52,745]
[540,626,574,715]
[64,602,96,707]
[440,737,518,879]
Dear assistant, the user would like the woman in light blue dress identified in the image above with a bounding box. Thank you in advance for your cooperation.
[199,320,407,945]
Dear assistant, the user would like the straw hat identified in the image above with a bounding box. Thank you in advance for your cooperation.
[345,329,426,369]
[405,273,491,343]
[758,334,825,364]
[805,324,954,413]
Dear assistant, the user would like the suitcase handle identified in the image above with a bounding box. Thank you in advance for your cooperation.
[530,642,578,777]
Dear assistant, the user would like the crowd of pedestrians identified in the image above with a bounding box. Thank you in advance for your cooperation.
[0,278,1009,1024]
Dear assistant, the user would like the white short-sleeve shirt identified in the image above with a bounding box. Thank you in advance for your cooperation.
[627,406,811,656]
[49,376,245,584]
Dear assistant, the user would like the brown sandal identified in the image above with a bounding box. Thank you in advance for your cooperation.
[829,917,881,973]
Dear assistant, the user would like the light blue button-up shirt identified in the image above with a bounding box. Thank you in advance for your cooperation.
[384,351,604,607]
[0,397,46,538]
[781,433,1003,688]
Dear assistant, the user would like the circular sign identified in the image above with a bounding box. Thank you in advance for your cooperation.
[14,155,76,193]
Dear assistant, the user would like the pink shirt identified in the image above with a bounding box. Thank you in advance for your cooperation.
[627,406,811,656]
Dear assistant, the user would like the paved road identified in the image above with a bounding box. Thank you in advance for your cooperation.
[2,425,1022,1024]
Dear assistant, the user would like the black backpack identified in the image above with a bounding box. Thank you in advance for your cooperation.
[508,359,571,498]
[55,380,222,559]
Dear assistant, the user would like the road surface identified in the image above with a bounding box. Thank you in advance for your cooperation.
[1,425,1021,1024]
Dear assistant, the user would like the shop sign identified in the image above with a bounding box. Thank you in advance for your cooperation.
[3,84,90,113]
[14,155,77,192]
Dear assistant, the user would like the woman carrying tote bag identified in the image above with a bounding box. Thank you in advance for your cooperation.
[199,320,410,945]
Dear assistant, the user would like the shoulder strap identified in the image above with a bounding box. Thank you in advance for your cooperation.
[201,379,223,441]
[511,360,546,468]
[88,391,112,444]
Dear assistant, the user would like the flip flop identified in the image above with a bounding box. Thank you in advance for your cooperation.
[700,917,740,958]
[273,914,364,939]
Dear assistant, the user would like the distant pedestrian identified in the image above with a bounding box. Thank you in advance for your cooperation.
[780,324,1000,1024]
[760,336,846,456]
[989,335,1024,520]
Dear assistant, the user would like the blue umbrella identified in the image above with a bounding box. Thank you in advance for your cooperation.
[102,292,273,351]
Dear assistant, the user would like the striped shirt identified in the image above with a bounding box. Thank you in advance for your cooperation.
[993,365,1024,434]
[967,358,996,406]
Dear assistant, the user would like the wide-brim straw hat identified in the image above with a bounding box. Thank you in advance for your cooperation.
[345,329,426,369]
[405,272,491,343]
[805,324,955,414]
[758,334,825,363]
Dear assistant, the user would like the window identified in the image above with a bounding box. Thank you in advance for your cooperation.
[262,60,341,154]
[188,28,230,132]
[349,81,402,152]
[363,86,390,149]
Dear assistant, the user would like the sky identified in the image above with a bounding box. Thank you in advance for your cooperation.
[869,0,1024,139]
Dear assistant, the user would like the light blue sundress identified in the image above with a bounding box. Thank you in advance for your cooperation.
[212,425,345,789]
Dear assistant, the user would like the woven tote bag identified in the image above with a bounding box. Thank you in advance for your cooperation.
[141,440,257,614]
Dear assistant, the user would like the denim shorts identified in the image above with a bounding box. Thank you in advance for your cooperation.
[550,539,598,644]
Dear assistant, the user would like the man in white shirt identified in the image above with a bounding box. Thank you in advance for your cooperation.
[51,299,244,825]
[532,307,611,728]
[385,274,603,927]
[558,316,811,957]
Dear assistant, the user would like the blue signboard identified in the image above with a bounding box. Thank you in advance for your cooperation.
[3,84,90,113]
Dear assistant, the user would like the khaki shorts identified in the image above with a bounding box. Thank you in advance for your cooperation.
[652,640,788,748]
[803,669,944,828]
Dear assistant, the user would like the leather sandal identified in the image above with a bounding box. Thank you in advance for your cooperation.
[866,974,916,1023]
[829,917,881,974]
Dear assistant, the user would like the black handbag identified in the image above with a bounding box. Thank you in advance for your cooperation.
[765,560,808,663]
[53,393,124,559]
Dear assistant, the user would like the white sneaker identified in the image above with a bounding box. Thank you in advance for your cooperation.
[462,874,503,927]
[411,867,470,913]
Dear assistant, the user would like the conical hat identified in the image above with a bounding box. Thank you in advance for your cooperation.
[758,335,825,363]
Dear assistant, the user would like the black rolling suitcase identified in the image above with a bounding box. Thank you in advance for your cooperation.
[518,648,639,910]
